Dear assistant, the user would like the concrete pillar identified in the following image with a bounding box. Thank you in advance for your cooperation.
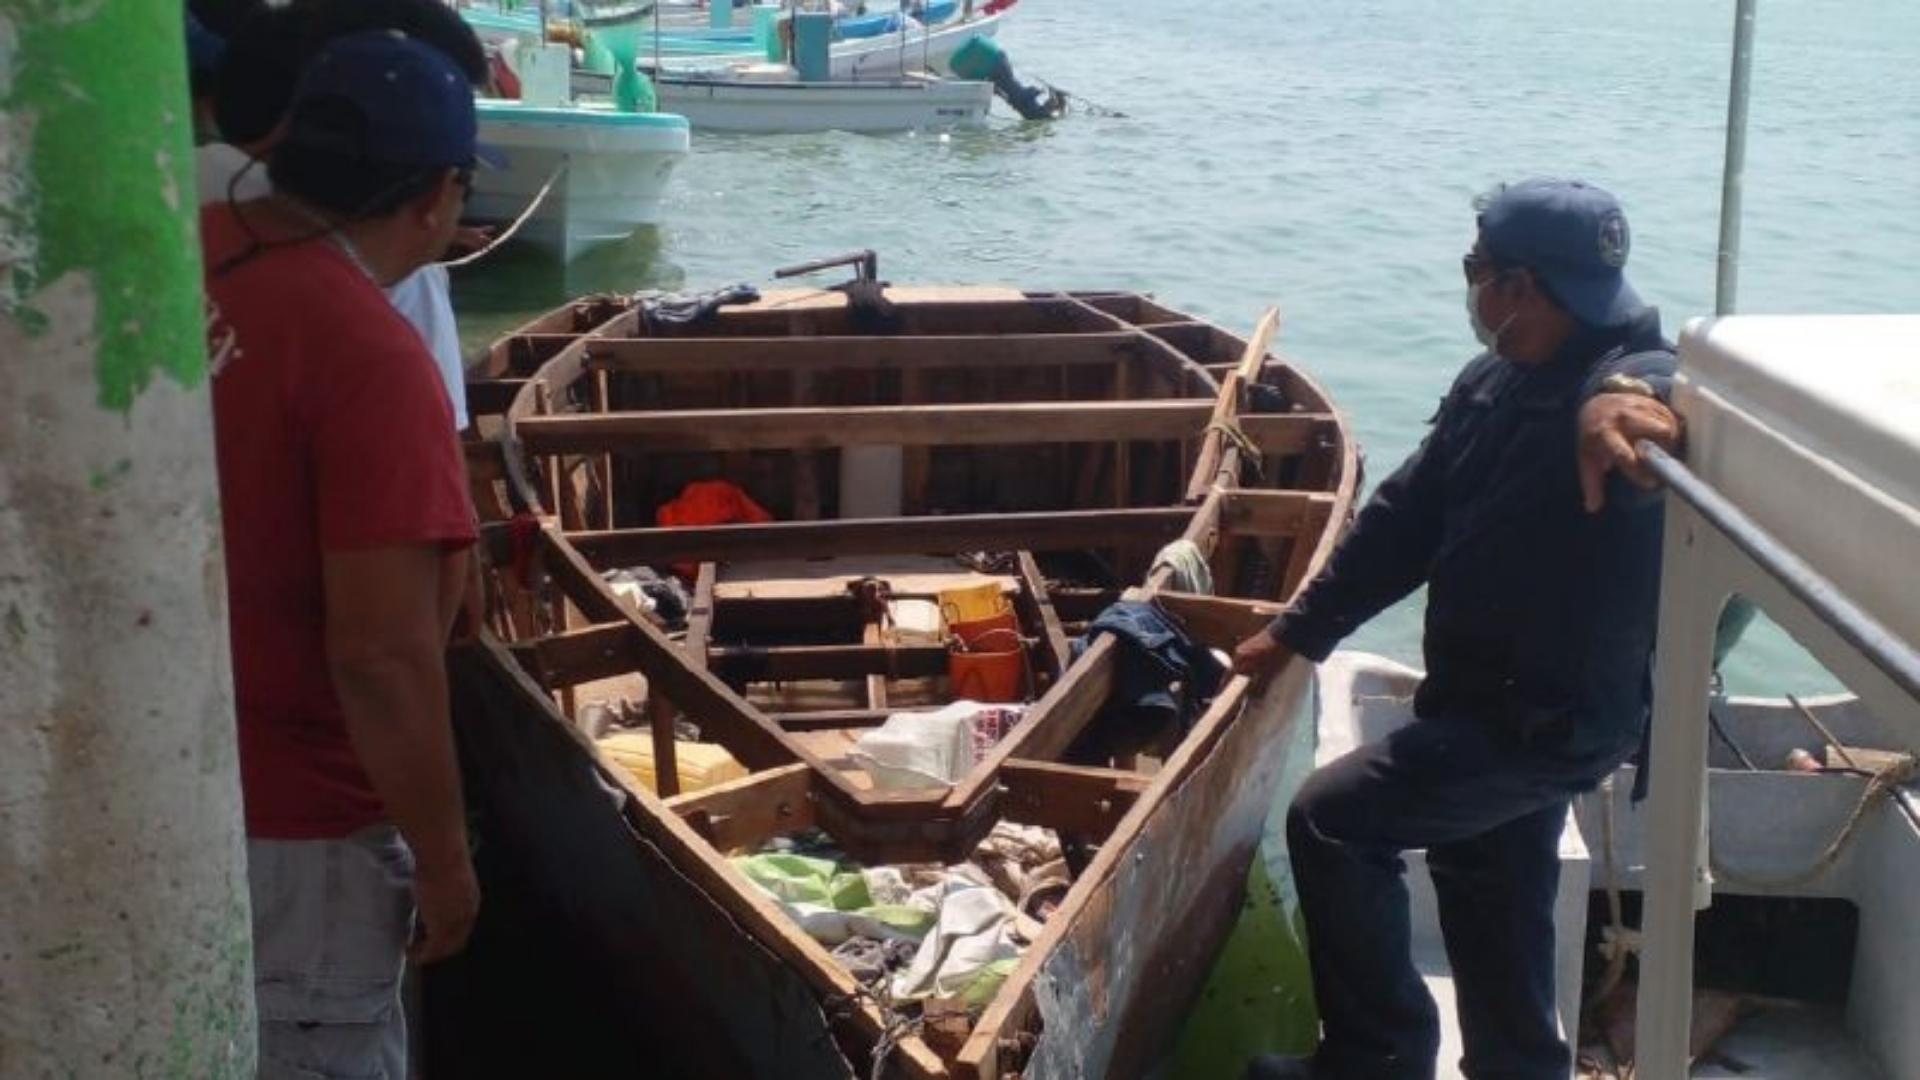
[0,0,254,1076]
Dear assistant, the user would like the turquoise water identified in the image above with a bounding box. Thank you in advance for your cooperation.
[456,0,1919,696]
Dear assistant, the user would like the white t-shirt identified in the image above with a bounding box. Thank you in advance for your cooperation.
[384,265,469,430]
[195,142,470,431]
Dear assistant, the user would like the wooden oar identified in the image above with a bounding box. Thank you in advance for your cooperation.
[1185,306,1280,503]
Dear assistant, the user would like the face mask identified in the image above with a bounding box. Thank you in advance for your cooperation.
[1466,281,1515,351]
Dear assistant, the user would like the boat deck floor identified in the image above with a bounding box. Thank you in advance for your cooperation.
[1416,946,1888,1080]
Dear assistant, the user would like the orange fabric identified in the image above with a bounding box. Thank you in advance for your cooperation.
[656,480,773,577]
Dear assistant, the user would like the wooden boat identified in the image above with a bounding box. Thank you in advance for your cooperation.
[426,280,1359,1079]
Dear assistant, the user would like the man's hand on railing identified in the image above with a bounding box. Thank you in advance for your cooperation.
[1578,391,1685,513]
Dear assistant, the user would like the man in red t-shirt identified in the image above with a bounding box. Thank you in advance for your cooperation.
[202,32,498,1077]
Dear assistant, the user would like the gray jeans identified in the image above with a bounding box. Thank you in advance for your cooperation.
[248,826,415,1080]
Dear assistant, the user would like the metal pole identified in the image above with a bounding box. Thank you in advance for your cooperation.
[1715,0,1759,316]
[0,0,254,1074]
[1711,0,1762,677]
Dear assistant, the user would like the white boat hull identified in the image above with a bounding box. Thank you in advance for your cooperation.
[656,75,990,133]
[470,104,691,261]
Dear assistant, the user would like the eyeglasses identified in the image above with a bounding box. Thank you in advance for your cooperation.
[1461,252,1504,283]
[454,168,474,203]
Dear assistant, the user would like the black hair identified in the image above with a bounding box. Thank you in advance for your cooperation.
[266,98,447,219]
[299,0,488,85]
[213,3,309,145]
[212,0,486,146]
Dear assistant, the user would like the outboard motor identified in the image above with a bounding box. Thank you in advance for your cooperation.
[949,36,1065,121]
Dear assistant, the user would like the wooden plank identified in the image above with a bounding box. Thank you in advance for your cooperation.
[584,331,1141,375]
[708,641,949,682]
[641,295,1113,338]
[519,622,633,688]
[685,563,716,671]
[1153,591,1285,651]
[514,400,1220,454]
[791,369,823,521]
[770,708,895,731]
[1015,552,1072,681]
[1113,362,1133,507]
[997,759,1148,838]
[666,763,816,850]
[648,694,681,798]
[567,507,1194,567]
[862,622,889,712]
[1221,490,1341,538]
[1278,495,1337,599]
[1240,413,1340,457]
[591,368,614,528]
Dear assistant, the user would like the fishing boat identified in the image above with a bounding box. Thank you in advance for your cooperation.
[469,100,690,261]
[644,1,1011,81]
[424,266,1360,1078]
[652,68,991,133]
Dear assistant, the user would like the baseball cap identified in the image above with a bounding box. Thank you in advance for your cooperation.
[1477,179,1643,328]
[185,12,227,87]
[281,30,503,170]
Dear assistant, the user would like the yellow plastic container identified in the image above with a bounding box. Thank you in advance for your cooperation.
[598,731,747,795]
[939,582,1011,625]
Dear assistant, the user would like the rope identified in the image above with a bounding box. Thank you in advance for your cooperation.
[1042,80,1127,118]
[1709,753,1918,889]
[1205,418,1266,482]
[820,983,923,1080]
[1585,775,1634,1018]
[438,159,572,269]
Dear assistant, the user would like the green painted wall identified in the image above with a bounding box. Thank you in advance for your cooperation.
[1,0,205,411]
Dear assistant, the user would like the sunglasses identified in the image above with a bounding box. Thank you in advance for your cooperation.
[1461,252,1506,283]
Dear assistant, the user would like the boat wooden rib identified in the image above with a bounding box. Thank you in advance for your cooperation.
[427,285,1358,1079]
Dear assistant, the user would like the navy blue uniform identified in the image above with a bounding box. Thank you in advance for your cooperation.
[1270,307,1675,1080]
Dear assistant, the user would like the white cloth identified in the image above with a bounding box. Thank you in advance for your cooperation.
[1151,538,1214,595]
[195,143,470,431]
[851,701,984,789]
[196,142,269,206]
[889,868,1021,1002]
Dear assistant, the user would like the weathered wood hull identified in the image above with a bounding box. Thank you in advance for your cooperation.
[437,284,1359,1078]
[1018,662,1313,1080]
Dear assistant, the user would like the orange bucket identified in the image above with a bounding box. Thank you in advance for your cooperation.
[949,628,1027,703]
[939,582,1010,625]
[950,610,1018,649]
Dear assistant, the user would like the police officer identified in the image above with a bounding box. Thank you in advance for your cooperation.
[1235,179,1683,1080]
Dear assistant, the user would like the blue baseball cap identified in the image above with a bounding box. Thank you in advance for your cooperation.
[1477,179,1642,327]
[185,12,227,85]
[282,30,503,170]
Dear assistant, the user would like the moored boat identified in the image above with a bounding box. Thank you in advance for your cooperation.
[470,101,690,262]
[653,68,991,133]
[426,274,1359,1078]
